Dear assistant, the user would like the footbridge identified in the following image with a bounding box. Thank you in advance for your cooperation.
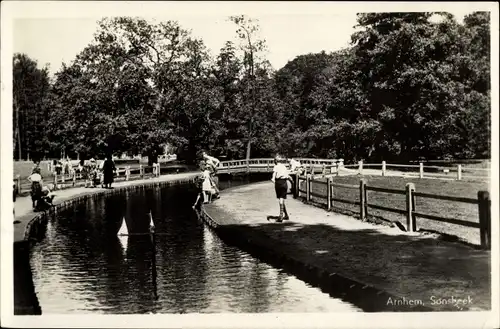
[218,158,344,175]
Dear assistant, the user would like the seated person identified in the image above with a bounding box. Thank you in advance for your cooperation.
[35,186,55,212]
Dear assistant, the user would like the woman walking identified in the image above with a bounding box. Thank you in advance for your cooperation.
[102,155,116,189]
[270,155,293,222]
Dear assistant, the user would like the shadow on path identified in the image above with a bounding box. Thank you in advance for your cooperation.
[205,207,490,312]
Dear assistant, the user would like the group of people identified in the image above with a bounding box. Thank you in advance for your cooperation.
[50,157,72,176]
[76,155,116,188]
[77,156,116,189]
[193,151,221,208]
[24,155,116,212]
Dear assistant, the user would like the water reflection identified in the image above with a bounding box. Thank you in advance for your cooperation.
[30,179,360,313]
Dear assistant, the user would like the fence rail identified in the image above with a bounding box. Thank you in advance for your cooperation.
[295,174,491,249]
[218,158,490,183]
[413,191,478,204]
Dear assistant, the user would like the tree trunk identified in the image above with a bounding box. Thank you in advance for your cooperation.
[15,98,22,160]
[245,139,251,160]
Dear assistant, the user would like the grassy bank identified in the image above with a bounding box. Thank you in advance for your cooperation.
[299,175,490,245]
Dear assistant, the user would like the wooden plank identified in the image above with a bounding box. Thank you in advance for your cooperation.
[311,180,328,186]
[413,191,478,204]
[331,197,360,206]
[366,203,407,215]
[385,164,421,168]
[330,182,358,189]
[310,191,326,199]
[366,186,406,195]
[412,211,480,228]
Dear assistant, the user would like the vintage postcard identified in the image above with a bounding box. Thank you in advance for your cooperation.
[1,1,498,328]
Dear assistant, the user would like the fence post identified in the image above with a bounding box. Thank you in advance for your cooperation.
[72,171,76,186]
[53,174,58,190]
[266,162,269,172]
[16,175,21,195]
[457,164,462,180]
[406,183,416,232]
[322,164,326,178]
[140,165,144,178]
[295,174,300,198]
[478,191,491,249]
[359,179,366,221]
[327,177,332,211]
[382,161,386,176]
[358,160,363,175]
[306,174,311,202]
[419,162,424,179]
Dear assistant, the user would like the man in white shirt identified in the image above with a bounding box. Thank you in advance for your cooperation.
[271,155,292,222]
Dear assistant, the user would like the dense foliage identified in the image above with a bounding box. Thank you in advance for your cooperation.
[13,12,491,163]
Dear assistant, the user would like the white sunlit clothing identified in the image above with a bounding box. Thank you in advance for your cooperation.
[202,170,214,192]
[273,163,290,179]
[289,159,301,171]
[205,155,220,168]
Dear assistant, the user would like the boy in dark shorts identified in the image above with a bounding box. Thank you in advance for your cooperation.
[270,155,293,222]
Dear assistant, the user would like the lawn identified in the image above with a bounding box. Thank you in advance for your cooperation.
[298,175,490,246]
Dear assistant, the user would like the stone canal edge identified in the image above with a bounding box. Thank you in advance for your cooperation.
[13,173,198,315]
[197,182,490,313]
[197,206,430,312]
[13,174,486,314]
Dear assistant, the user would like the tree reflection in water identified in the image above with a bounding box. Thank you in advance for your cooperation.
[30,180,360,313]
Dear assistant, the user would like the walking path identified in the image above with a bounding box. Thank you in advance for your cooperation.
[203,181,491,312]
[13,172,198,243]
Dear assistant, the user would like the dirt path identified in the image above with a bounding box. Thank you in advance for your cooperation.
[204,181,491,312]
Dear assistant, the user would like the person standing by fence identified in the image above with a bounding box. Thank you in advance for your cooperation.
[29,160,43,209]
[270,155,293,222]
[288,158,303,198]
[102,155,116,189]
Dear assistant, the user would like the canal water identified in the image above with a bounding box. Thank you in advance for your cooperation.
[29,175,361,313]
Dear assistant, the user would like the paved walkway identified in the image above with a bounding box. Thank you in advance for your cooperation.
[204,181,491,311]
[13,173,198,243]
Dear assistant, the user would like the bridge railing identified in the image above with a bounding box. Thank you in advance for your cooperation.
[218,158,345,174]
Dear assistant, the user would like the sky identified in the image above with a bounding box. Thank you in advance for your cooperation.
[10,2,483,76]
